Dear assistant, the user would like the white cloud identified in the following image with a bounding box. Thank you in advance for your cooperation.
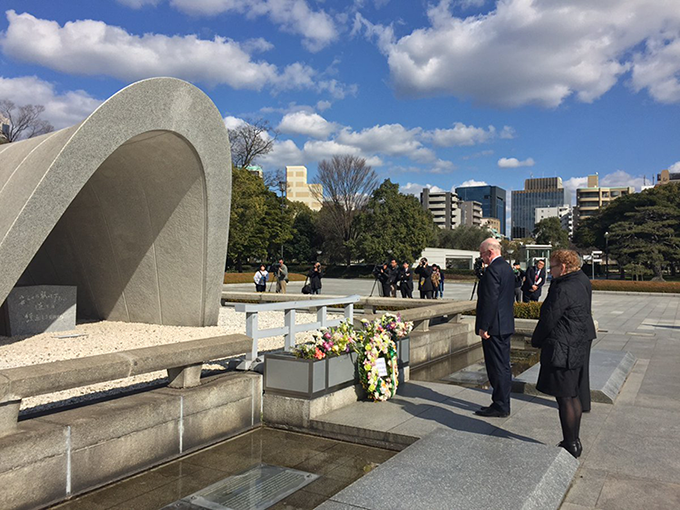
[336,123,424,158]
[358,0,680,106]
[116,0,161,8]
[669,161,680,172]
[461,149,494,160]
[1,10,337,94]
[600,170,644,190]
[302,139,361,161]
[401,182,445,196]
[0,75,101,129]
[562,176,589,203]
[223,115,247,130]
[428,122,495,147]
[500,126,515,139]
[316,100,332,111]
[278,111,338,139]
[498,157,535,168]
[169,0,338,52]
[258,139,305,167]
[457,179,488,188]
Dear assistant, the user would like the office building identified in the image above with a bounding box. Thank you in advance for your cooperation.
[285,165,323,211]
[455,185,507,235]
[420,188,462,229]
[481,217,501,232]
[656,169,680,186]
[575,174,634,221]
[535,206,574,237]
[511,177,570,239]
[460,200,483,227]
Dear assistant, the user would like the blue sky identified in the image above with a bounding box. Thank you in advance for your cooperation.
[2,0,680,234]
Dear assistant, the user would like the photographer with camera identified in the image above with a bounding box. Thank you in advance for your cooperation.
[307,262,323,295]
[269,258,289,294]
[373,262,392,297]
[513,261,525,302]
[414,257,434,299]
[399,261,413,298]
[388,259,399,297]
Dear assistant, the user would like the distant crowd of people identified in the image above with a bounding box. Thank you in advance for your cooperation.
[253,259,323,295]
[374,258,446,299]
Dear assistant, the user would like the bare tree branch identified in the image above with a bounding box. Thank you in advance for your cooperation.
[312,155,378,264]
[0,100,54,142]
[228,118,277,168]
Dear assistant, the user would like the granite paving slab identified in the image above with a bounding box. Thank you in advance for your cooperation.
[316,428,578,510]
[512,349,636,403]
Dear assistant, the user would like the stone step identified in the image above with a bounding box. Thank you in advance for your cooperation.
[512,349,636,403]
[316,428,578,510]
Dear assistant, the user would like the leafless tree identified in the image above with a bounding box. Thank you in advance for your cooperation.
[312,155,378,264]
[228,118,277,169]
[0,100,54,142]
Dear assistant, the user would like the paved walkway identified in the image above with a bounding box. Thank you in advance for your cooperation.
[307,288,680,509]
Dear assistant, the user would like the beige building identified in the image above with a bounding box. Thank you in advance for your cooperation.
[420,188,462,229]
[656,169,680,186]
[285,165,323,211]
[481,217,501,232]
[576,175,634,221]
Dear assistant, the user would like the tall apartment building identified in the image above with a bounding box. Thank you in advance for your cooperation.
[511,177,570,239]
[656,169,680,186]
[575,175,634,221]
[481,217,502,236]
[455,185,507,235]
[535,206,574,237]
[460,201,483,227]
[420,188,461,229]
[285,165,323,211]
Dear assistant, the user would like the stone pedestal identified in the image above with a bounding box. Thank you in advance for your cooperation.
[3,285,76,336]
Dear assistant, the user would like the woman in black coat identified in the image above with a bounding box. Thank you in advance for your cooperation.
[414,258,434,299]
[308,262,323,294]
[531,250,596,459]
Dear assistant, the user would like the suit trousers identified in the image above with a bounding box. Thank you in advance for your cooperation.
[482,333,512,414]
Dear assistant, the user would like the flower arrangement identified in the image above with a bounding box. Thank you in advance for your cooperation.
[378,313,413,341]
[293,320,358,360]
[357,317,399,402]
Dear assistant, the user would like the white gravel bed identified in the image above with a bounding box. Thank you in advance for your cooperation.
[0,307,340,412]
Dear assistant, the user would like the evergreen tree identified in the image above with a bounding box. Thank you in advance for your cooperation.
[533,216,569,248]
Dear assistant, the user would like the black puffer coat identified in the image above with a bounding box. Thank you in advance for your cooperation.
[531,269,596,369]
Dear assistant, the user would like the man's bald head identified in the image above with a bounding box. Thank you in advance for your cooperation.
[480,238,501,256]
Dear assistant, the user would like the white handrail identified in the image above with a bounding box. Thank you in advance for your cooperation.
[234,295,361,369]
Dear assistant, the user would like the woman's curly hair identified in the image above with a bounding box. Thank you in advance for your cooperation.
[550,249,581,274]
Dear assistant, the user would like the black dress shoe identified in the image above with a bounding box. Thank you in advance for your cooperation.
[474,407,509,418]
[558,440,582,458]
[478,405,491,412]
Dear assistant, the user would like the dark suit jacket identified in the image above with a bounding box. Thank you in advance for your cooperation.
[475,257,515,336]
[522,266,547,297]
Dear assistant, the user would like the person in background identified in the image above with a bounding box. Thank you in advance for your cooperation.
[438,265,445,298]
[513,261,525,303]
[376,262,391,297]
[415,258,434,299]
[531,250,596,458]
[308,262,323,295]
[275,258,288,294]
[474,238,515,418]
[431,265,442,299]
[388,259,400,297]
[253,264,268,293]
[399,261,413,298]
[522,259,546,302]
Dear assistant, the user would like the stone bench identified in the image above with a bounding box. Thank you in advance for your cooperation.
[0,333,251,433]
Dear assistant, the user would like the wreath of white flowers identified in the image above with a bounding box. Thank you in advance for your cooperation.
[358,323,399,402]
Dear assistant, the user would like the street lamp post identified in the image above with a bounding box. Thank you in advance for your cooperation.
[604,231,610,280]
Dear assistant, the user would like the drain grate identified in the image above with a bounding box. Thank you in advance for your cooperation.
[162,464,319,510]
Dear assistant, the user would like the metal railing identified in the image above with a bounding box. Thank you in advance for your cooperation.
[234,294,361,369]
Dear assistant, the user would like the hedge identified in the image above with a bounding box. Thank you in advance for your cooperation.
[465,301,543,320]
[591,280,680,293]
[223,272,307,284]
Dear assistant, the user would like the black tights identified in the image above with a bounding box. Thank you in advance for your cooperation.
[556,396,582,443]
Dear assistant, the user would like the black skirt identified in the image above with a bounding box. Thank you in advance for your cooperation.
[536,363,581,397]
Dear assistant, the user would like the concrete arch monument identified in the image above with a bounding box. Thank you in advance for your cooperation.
[0,78,231,328]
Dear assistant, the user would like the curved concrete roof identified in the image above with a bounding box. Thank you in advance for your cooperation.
[0,78,231,327]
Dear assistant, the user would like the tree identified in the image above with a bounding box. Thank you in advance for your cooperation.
[354,180,437,263]
[313,155,379,264]
[284,202,322,263]
[261,186,294,261]
[228,119,277,169]
[436,225,492,251]
[533,217,569,248]
[0,99,54,142]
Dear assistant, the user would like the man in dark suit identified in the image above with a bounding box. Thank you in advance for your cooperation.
[475,238,515,417]
[522,259,546,302]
